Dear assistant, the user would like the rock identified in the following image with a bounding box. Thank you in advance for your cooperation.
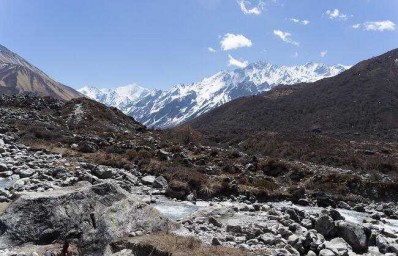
[301,218,313,229]
[78,142,98,153]
[335,221,368,253]
[388,244,398,254]
[329,209,345,221]
[16,169,35,178]
[319,249,336,256]
[259,233,277,245]
[92,167,116,179]
[376,234,389,253]
[317,196,336,208]
[353,205,366,212]
[0,171,12,177]
[226,225,242,234]
[186,193,196,202]
[337,201,351,210]
[315,214,335,238]
[307,250,317,256]
[0,182,175,254]
[141,175,156,185]
[0,163,8,172]
[297,199,311,206]
[212,237,222,246]
[324,237,352,256]
[152,176,168,189]
[208,217,223,228]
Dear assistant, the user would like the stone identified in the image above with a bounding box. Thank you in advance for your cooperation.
[301,218,313,229]
[17,169,36,178]
[376,234,389,253]
[78,141,99,153]
[324,237,352,256]
[329,209,345,221]
[319,249,336,256]
[92,167,116,179]
[337,201,351,210]
[353,205,366,212]
[152,176,168,189]
[0,181,175,254]
[226,225,242,234]
[212,237,222,246]
[208,217,223,228]
[315,215,335,238]
[259,233,277,245]
[141,175,156,185]
[0,163,8,172]
[307,250,317,256]
[335,221,368,253]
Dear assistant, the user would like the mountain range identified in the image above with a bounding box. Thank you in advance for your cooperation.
[79,62,350,128]
[0,44,82,101]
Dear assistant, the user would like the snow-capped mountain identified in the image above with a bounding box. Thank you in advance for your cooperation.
[78,84,157,110]
[79,62,350,128]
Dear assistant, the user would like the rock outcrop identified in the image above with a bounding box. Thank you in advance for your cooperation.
[0,181,175,254]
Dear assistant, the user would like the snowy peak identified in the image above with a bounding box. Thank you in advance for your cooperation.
[78,84,155,109]
[79,62,350,128]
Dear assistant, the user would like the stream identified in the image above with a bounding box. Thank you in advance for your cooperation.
[152,199,398,234]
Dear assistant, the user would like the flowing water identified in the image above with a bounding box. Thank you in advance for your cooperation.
[152,199,398,234]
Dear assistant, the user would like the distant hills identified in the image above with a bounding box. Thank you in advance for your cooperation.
[80,62,349,128]
[0,44,82,101]
[189,49,398,140]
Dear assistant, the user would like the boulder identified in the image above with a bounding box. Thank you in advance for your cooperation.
[259,233,277,245]
[337,201,351,210]
[324,237,352,256]
[152,176,168,189]
[141,176,156,185]
[208,217,223,228]
[0,182,175,254]
[315,215,335,238]
[376,234,389,253]
[92,167,116,179]
[335,221,368,253]
[78,142,98,153]
[319,249,336,256]
[0,163,8,172]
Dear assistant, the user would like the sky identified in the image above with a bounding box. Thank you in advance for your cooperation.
[0,0,397,90]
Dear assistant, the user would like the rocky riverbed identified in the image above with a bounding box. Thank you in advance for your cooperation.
[1,132,398,255]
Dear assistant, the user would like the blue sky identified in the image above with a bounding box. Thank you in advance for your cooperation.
[0,0,397,90]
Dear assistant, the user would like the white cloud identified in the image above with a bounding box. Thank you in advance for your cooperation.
[364,20,396,31]
[208,47,216,53]
[320,50,328,57]
[220,33,253,51]
[352,20,396,31]
[290,18,310,25]
[326,9,348,21]
[273,30,299,46]
[352,24,361,29]
[238,0,265,15]
[228,54,248,68]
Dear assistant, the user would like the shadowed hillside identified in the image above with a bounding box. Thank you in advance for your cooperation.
[190,48,398,141]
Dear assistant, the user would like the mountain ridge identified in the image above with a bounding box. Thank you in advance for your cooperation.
[79,61,349,128]
[0,44,82,101]
[189,48,398,139]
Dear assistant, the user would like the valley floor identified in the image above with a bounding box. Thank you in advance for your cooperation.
[1,134,398,256]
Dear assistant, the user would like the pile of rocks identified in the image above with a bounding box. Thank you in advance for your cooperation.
[179,202,398,255]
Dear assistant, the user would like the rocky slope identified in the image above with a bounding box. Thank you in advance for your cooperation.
[190,48,398,140]
[0,44,82,101]
[79,62,349,128]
